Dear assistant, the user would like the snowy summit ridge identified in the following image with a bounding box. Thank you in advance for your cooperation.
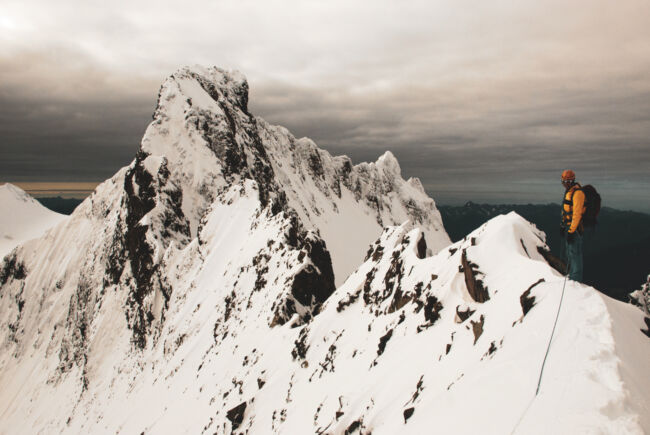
[0,183,67,259]
[0,66,648,434]
[142,66,449,283]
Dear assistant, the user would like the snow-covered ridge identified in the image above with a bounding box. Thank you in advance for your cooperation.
[145,65,450,284]
[0,65,450,428]
[0,183,67,259]
[1,66,648,434]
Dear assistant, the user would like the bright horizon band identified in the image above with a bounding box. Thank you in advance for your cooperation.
[0,182,100,198]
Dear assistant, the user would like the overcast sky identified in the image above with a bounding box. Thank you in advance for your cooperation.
[1,0,649,211]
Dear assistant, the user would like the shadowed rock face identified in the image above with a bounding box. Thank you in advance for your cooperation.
[456,305,475,323]
[122,151,159,349]
[290,237,335,308]
[226,402,247,430]
[121,151,191,348]
[521,278,545,317]
[416,233,427,259]
[0,254,26,286]
[460,250,489,303]
[471,315,485,344]
[537,246,567,276]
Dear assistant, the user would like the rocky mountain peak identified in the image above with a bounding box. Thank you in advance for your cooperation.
[375,150,401,175]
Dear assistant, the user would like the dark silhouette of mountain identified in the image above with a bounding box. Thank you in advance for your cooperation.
[36,197,84,215]
[438,202,650,301]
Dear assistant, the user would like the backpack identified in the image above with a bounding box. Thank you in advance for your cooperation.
[580,184,601,228]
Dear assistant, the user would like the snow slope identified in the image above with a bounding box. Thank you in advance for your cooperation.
[0,66,648,434]
[0,183,67,259]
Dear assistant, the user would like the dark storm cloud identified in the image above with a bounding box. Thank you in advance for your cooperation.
[0,92,155,181]
[1,0,649,211]
[250,77,650,210]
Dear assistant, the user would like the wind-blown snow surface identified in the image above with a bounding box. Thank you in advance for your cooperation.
[0,67,648,434]
[0,183,67,259]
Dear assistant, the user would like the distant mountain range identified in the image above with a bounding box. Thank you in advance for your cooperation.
[438,202,650,301]
[36,196,84,215]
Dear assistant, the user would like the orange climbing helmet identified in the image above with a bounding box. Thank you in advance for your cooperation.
[561,169,576,182]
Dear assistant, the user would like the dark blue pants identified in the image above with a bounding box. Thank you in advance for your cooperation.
[565,233,583,282]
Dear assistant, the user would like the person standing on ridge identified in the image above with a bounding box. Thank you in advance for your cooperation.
[560,169,585,282]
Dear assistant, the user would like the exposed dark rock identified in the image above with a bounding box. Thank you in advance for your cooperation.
[272,229,336,327]
[376,328,394,357]
[337,289,361,312]
[416,233,427,259]
[371,245,384,262]
[122,151,161,348]
[641,317,650,338]
[461,250,490,303]
[223,291,236,322]
[487,341,498,356]
[446,343,452,354]
[57,279,93,391]
[290,237,335,308]
[537,246,567,275]
[104,231,126,287]
[413,282,424,300]
[455,305,475,323]
[226,401,247,431]
[403,407,415,423]
[252,251,271,293]
[317,342,338,375]
[470,315,485,344]
[405,375,424,405]
[361,268,377,306]
[521,278,545,316]
[0,254,27,286]
[366,251,403,308]
[188,71,278,207]
[291,327,310,360]
[520,239,530,258]
[308,151,325,179]
[387,288,413,313]
[345,419,362,434]
[423,296,443,324]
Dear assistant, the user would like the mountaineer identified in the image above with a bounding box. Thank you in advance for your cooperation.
[560,169,585,282]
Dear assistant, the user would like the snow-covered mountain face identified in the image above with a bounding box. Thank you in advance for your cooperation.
[140,66,449,286]
[1,66,649,434]
[0,66,446,430]
[0,183,67,259]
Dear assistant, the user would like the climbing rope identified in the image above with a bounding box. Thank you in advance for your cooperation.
[511,254,570,434]
[535,271,568,395]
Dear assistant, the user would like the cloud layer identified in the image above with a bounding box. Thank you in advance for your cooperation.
[1,0,649,211]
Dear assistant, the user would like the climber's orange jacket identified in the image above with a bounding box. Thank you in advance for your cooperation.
[562,184,586,234]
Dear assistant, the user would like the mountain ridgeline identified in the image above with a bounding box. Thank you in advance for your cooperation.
[39,199,650,302]
[1,66,648,434]
[438,202,650,301]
